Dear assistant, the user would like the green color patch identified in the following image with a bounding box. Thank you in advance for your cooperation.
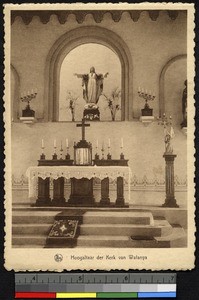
[97,292,137,298]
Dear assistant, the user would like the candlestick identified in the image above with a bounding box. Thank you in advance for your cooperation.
[95,139,99,160]
[66,138,69,148]
[138,88,156,110]
[108,138,111,148]
[65,146,70,160]
[107,147,111,160]
[121,138,123,148]
[60,140,63,160]
[40,141,45,160]
[52,140,57,160]
[101,143,105,160]
[120,153,124,159]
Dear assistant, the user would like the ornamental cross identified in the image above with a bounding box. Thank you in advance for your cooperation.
[76,118,90,141]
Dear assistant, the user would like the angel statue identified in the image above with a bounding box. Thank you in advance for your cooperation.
[164,125,175,154]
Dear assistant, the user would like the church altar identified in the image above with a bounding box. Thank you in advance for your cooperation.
[26,165,132,207]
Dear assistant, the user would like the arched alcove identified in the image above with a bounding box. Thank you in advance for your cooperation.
[59,43,122,122]
[11,64,20,121]
[44,26,133,122]
[159,54,187,122]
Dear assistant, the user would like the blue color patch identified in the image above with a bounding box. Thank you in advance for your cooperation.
[138,292,176,298]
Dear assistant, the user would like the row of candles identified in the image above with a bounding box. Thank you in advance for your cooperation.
[41,138,124,149]
[138,87,155,96]
[40,138,125,160]
[20,89,38,102]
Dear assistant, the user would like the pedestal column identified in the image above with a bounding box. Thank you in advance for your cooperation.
[100,177,110,206]
[115,176,125,207]
[163,153,179,207]
[52,177,66,206]
[36,177,51,206]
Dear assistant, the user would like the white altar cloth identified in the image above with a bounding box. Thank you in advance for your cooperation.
[26,166,132,199]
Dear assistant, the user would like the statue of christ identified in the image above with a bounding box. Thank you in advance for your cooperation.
[74,67,109,104]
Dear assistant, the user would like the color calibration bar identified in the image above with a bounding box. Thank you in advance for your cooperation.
[15,273,176,298]
[15,291,176,298]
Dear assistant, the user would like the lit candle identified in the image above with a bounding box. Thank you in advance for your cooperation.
[108,138,111,147]
[96,139,98,148]
[66,138,68,148]
[54,139,56,148]
[138,86,141,92]
[61,140,63,149]
[31,89,33,94]
[41,139,44,148]
[28,90,30,95]
[121,138,123,148]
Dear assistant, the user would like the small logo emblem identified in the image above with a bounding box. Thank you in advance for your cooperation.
[54,254,63,262]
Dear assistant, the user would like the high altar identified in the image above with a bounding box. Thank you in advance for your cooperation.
[26,119,131,207]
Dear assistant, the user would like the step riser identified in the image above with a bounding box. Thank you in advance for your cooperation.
[13,226,52,235]
[80,227,172,237]
[13,216,55,224]
[76,239,170,248]
[12,237,46,246]
[83,216,151,225]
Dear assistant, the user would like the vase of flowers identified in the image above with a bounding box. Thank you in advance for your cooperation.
[66,90,78,122]
[103,87,121,121]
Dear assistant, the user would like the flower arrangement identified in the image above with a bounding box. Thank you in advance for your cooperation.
[66,90,79,122]
[103,87,121,121]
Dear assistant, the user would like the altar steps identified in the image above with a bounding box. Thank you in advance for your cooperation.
[13,235,46,247]
[82,211,153,225]
[79,220,172,237]
[12,209,187,248]
[76,226,186,248]
[12,226,186,248]
[12,220,171,237]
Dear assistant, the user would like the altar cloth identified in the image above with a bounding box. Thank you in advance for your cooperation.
[26,166,132,198]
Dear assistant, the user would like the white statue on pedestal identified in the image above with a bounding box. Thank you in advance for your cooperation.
[74,66,109,105]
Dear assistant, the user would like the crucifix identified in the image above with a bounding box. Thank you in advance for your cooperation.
[76,118,90,141]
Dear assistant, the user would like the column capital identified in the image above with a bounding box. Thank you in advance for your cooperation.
[163,153,177,161]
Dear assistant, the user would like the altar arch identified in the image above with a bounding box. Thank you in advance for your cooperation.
[44,26,133,122]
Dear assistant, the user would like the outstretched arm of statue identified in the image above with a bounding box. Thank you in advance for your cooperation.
[74,73,84,78]
[104,72,109,78]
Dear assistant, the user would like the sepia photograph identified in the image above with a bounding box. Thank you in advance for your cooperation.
[4,3,195,271]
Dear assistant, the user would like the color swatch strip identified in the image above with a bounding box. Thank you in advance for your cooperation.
[15,292,176,298]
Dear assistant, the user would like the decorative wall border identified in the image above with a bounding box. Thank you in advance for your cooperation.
[12,174,187,191]
[11,10,186,25]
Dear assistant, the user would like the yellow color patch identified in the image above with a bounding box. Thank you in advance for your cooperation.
[56,292,96,298]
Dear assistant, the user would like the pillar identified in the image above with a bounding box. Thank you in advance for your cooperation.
[115,176,125,207]
[163,153,179,207]
[36,177,51,206]
[100,177,110,206]
[52,177,66,206]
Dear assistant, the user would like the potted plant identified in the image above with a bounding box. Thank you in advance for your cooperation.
[66,90,78,122]
[103,87,121,121]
